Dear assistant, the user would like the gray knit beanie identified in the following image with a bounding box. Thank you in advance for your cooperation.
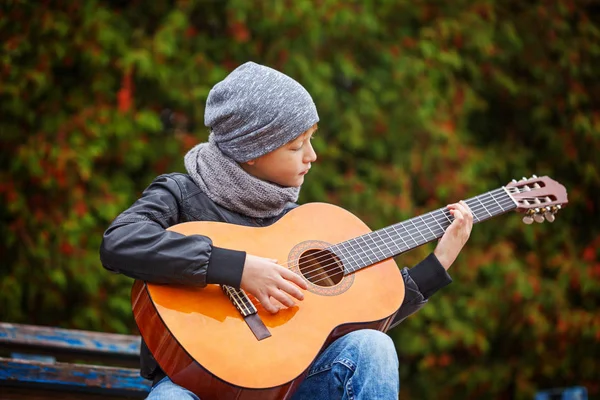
[204,61,319,163]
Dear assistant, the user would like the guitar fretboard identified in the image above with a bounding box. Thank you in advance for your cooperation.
[329,187,517,274]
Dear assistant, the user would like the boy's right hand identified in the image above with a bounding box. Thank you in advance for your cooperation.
[240,254,308,314]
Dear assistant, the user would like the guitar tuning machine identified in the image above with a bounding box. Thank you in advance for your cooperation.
[522,215,534,224]
[522,209,535,225]
[547,205,561,222]
[533,208,546,224]
[544,207,555,223]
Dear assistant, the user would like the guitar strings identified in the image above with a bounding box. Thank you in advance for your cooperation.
[223,285,254,316]
[272,187,515,273]
[311,189,520,282]
[281,187,513,275]
[301,195,515,287]
[263,187,521,289]
[243,188,517,308]
[298,190,518,287]
[216,185,535,310]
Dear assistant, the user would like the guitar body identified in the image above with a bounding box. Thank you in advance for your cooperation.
[132,202,406,399]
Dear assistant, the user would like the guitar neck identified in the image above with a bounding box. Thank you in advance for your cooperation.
[332,187,518,274]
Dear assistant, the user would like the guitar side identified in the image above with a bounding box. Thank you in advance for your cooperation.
[132,202,406,399]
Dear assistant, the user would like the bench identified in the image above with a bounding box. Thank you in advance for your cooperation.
[0,322,151,399]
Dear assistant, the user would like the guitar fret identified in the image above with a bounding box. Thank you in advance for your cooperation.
[483,192,501,214]
[476,195,492,217]
[371,231,392,261]
[362,234,383,264]
[381,231,398,259]
[352,238,372,266]
[337,242,360,273]
[348,238,363,268]
[395,223,418,249]
[423,213,445,236]
[419,215,438,238]
[387,226,408,251]
[464,200,481,223]
[431,210,449,232]
[408,219,428,244]
[489,192,504,211]
[360,236,379,264]
[441,209,453,224]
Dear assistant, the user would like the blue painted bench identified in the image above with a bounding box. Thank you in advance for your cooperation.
[535,387,588,400]
[0,322,150,399]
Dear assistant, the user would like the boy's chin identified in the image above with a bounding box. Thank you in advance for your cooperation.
[267,176,303,188]
[284,177,304,188]
[291,176,305,187]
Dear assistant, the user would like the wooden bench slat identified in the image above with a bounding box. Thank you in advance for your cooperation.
[0,357,150,397]
[0,323,141,357]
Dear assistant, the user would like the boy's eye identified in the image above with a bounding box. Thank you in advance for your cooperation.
[291,134,315,151]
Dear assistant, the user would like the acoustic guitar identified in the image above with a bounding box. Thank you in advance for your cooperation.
[132,176,567,399]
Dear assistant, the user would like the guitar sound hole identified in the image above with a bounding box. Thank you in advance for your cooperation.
[298,249,344,287]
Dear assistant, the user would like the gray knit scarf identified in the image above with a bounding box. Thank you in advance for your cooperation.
[184,138,300,218]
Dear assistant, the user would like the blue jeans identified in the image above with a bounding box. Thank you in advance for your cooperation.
[146,329,399,400]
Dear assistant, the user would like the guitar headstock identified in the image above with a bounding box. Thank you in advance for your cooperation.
[505,175,568,224]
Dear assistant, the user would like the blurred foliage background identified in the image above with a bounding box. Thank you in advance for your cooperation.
[1,0,599,398]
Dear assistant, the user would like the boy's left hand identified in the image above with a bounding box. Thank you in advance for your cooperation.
[434,200,473,270]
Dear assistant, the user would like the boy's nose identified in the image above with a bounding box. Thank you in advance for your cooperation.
[304,142,317,163]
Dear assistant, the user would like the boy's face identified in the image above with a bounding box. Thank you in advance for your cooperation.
[242,124,318,188]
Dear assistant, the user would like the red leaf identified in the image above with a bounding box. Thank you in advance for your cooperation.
[117,70,134,113]
[60,242,74,255]
[185,26,198,38]
[75,201,87,217]
[583,246,596,262]
[229,21,250,43]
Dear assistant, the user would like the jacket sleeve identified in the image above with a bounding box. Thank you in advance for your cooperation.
[388,253,452,330]
[99,175,246,288]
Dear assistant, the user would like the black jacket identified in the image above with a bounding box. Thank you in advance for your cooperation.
[99,173,452,380]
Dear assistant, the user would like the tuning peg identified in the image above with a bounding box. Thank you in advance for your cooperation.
[522,215,534,224]
[521,177,528,181]
[512,179,518,183]
[533,183,541,188]
[533,208,545,223]
[547,205,561,222]
[532,174,538,178]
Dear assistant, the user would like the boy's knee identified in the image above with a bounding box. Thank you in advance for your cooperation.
[147,378,199,400]
[344,329,398,368]
[347,329,395,349]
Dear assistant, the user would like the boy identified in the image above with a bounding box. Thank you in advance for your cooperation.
[100,61,473,399]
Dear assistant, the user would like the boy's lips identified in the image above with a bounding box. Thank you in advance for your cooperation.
[300,168,310,175]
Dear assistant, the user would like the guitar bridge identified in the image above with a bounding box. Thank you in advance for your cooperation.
[221,285,271,341]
